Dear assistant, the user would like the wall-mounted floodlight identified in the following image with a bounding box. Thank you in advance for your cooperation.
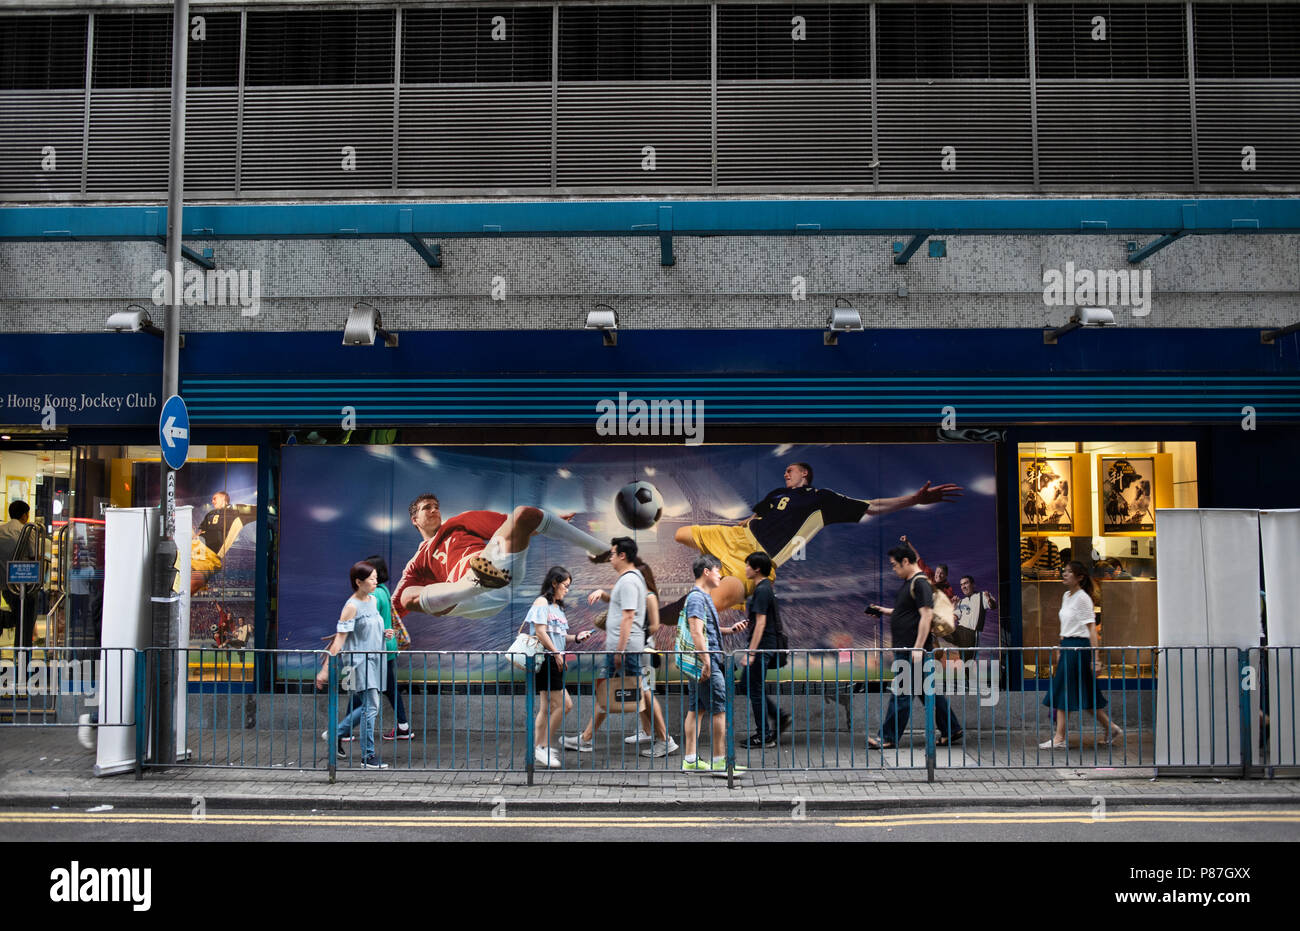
[1261,322,1300,345]
[343,302,398,347]
[106,304,184,346]
[825,297,863,346]
[586,303,618,346]
[1044,307,1116,344]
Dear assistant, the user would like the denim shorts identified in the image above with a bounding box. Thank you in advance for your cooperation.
[601,651,642,680]
[686,666,727,713]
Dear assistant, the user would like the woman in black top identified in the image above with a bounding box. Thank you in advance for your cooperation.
[738,552,792,748]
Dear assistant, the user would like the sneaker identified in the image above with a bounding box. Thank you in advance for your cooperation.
[534,746,562,768]
[641,737,679,758]
[467,554,511,589]
[383,725,414,741]
[709,759,746,776]
[77,713,94,750]
[682,758,713,773]
[361,757,388,770]
[624,730,654,744]
[1038,738,1067,750]
[321,731,349,758]
[321,730,356,743]
[561,735,593,752]
[777,712,793,733]
[745,733,776,749]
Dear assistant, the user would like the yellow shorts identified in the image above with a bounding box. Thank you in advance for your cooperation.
[686,523,774,608]
[191,538,223,573]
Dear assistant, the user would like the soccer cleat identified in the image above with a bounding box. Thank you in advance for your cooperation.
[468,554,511,589]
[588,550,612,565]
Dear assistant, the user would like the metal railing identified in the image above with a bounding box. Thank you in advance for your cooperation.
[11,645,1295,782]
[0,646,137,729]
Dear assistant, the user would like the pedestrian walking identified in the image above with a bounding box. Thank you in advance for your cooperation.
[528,566,594,767]
[1039,561,1123,749]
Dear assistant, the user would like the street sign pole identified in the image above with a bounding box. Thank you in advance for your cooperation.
[150,0,190,770]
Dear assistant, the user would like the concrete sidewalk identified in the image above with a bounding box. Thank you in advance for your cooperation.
[2,727,1298,813]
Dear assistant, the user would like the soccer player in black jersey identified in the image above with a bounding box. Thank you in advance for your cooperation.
[661,462,962,622]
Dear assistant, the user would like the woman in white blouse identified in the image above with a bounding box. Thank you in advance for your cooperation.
[1039,561,1124,750]
[528,566,593,768]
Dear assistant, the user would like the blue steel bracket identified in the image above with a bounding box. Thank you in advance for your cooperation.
[1126,232,1189,264]
[893,234,929,265]
[154,237,216,270]
[399,207,441,268]
[403,236,442,268]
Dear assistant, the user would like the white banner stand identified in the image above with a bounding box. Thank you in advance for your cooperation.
[95,506,190,776]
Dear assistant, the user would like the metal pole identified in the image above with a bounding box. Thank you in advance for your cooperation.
[150,0,189,768]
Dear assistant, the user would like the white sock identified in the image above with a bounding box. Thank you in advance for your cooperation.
[535,510,608,557]
[480,536,527,575]
[418,578,485,614]
[684,754,697,763]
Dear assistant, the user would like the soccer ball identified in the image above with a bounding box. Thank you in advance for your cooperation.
[614,481,663,531]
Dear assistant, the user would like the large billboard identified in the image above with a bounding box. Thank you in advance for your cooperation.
[278,444,998,668]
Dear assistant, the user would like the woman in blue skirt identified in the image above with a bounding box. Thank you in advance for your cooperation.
[1039,561,1124,749]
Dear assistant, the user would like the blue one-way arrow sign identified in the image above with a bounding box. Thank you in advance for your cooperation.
[159,394,190,470]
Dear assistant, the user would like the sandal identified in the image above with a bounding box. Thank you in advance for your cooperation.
[867,738,895,750]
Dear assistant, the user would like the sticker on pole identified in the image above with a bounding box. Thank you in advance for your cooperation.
[159,394,190,470]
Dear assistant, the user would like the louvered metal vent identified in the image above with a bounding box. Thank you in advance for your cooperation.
[876,82,1032,185]
[1038,82,1193,186]
[92,12,172,88]
[717,4,868,80]
[0,14,87,89]
[399,87,552,188]
[403,8,552,83]
[1036,3,1186,78]
[557,83,710,187]
[559,6,709,81]
[0,92,85,194]
[241,87,395,191]
[84,88,238,193]
[186,11,241,87]
[1197,82,1300,185]
[1195,3,1300,77]
[876,3,1028,78]
[245,11,395,86]
[717,84,871,185]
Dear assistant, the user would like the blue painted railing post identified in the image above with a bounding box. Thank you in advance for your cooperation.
[1239,650,1253,778]
[924,650,937,784]
[725,653,736,788]
[327,654,338,784]
[134,649,147,780]
[525,658,536,786]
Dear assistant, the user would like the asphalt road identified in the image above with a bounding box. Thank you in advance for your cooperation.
[1,805,1297,842]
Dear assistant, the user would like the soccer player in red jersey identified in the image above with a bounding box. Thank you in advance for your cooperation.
[393,494,608,621]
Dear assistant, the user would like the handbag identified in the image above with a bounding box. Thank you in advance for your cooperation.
[506,619,544,670]
[391,614,412,650]
[596,674,644,713]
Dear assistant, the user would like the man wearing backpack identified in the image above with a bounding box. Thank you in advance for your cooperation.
[563,537,646,752]
[867,544,964,750]
[680,554,748,773]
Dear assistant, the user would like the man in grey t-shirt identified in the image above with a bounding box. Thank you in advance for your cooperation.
[563,537,646,752]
